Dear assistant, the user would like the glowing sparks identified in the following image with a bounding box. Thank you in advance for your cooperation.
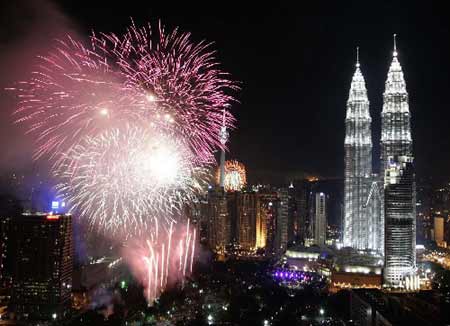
[10,21,238,304]
[11,21,237,163]
[54,125,208,236]
[99,108,109,116]
[124,220,196,305]
[217,160,247,192]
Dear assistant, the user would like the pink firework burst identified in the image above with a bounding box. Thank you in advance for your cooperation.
[11,21,238,164]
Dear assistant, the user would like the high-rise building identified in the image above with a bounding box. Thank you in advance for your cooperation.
[314,192,326,246]
[256,191,279,253]
[237,191,258,250]
[206,188,230,252]
[380,37,413,180]
[287,183,298,244]
[290,179,313,244]
[384,157,416,287]
[218,109,229,189]
[9,213,73,321]
[0,216,13,288]
[275,188,289,252]
[433,216,445,247]
[343,48,382,253]
[255,196,268,249]
[381,36,416,287]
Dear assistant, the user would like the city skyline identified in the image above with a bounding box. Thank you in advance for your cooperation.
[0,1,450,184]
[1,1,450,325]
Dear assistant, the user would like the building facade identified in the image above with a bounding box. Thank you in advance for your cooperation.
[256,191,279,253]
[343,50,383,254]
[383,157,416,286]
[275,188,289,252]
[9,213,73,321]
[433,216,445,247]
[206,188,231,253]
[381,38,416,287]
[237,192,258,250]
[343,38,416,277]
[314,192,327,246]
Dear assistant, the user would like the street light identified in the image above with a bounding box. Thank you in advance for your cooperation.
[207,314,213,325]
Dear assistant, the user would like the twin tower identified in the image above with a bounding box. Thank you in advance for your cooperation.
[343,35,416,287]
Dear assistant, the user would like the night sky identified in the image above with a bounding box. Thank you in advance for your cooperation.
[1,1,449,184]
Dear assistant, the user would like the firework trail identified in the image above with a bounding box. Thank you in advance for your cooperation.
[10,21,237,304]
[11,21,237,164]
[9,36,133,160]
[91,22,237,161]
[124,220,196,305]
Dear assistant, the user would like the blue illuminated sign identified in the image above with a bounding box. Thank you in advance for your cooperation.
[51,201,59,209]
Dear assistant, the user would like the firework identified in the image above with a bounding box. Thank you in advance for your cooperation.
[10,36,136,160]
[123,220,196,305]
[10,21,237,304]
[217,160,247,192]
[55,125,208,236]
[11,21,237,164]
[92,22,237,161]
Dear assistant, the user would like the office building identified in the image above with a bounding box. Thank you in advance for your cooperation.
[9,213,73,321]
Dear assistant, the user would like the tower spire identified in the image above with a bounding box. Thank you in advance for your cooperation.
[344,47,374,252]
[356,46,360,68]
[393,33,397,57]
[219,108,229,189]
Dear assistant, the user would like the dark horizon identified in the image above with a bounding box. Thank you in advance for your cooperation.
[1,1,449,185]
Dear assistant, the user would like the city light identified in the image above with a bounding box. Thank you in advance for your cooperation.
[1,7,440,326]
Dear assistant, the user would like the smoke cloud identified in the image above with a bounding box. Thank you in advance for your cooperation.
[0,0,79,172]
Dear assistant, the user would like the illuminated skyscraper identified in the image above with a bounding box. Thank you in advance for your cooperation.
[219,109,229,189]
[384,157,416,286]
[381,35,416,287]
[206,188,230,252]
[433,216,445,247]
[256,191,278,253]
[275,188,289,252]
[9,213,73,321]
[314,192,326,245]
[343,48,382,252]
[237,191,258,250]
[380,36,413,174]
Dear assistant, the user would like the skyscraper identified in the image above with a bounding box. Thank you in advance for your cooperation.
[380,36,413,175]
[381,36,416,287]
[206,188,230,252]
[9,213,73,321]
[256,191,279,253]
[384,157,416,286]
[433,216,445,247]
[219,109,229,189]
[314,192,326,245]
[275,188,289,252]
[343,48,381,251]
[237,191,258,250]
[287,183,298,243]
